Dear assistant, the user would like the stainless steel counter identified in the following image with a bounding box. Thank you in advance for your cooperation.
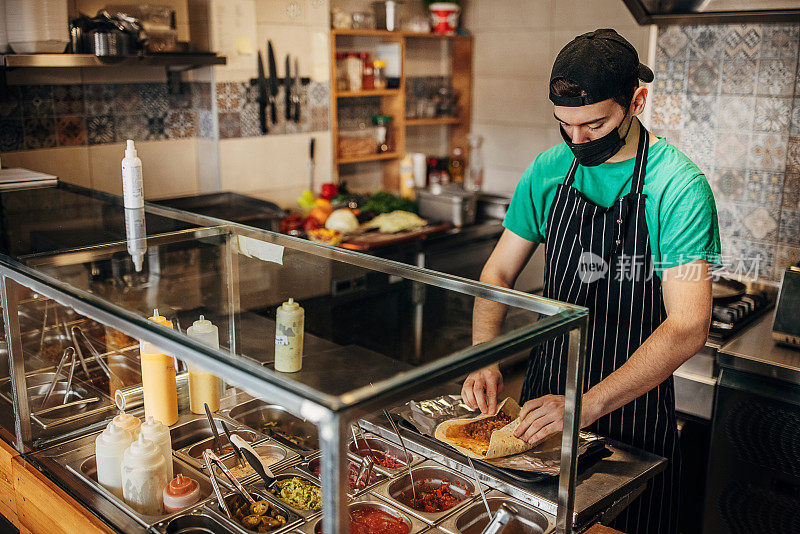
[717,309,800,385]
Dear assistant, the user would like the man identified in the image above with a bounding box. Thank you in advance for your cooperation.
[462,29,720,534]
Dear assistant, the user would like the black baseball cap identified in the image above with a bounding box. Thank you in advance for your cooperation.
[549,29,654,107]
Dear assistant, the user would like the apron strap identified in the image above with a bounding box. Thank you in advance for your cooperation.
[563,158,579,186]
[630,120,649,195]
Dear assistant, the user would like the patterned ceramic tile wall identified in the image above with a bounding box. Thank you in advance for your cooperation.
[214,81,330,139]
[651,23,800,281]
[0,82,211,151]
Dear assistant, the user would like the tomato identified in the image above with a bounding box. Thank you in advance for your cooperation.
[320,183,338,200]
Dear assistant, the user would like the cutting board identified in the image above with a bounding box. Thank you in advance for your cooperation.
[341,223,451,251]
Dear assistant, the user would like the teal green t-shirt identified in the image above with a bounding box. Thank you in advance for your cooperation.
[503,138,721,278]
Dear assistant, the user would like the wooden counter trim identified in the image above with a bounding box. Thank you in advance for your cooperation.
[586,525,626,534]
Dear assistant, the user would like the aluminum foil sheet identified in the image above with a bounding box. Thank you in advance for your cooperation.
[393,394,604,475]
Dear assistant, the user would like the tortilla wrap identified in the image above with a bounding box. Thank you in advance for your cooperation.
[434,397,537,459]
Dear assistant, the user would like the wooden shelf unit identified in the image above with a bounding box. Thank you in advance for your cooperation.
[330,29,472,191]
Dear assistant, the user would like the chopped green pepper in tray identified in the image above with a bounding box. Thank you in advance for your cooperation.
[269,477,322,511]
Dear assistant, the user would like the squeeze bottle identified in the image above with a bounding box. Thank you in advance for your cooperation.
[186,315,220,414]
[275,298,304,373]
[139,416,173,481]
[95,421,133,498]
[139,310,179,426]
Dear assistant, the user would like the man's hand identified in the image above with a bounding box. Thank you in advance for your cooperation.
[513,394,602,444]
[461,364,504,414]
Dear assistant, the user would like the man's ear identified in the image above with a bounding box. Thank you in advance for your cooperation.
[630,85,648,117]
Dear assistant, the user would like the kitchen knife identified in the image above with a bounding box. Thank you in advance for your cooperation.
[293,57,301,123]
[256,51,268,134]
[285,54,293,121]
[267,40,278,124]
[308,137,315,192]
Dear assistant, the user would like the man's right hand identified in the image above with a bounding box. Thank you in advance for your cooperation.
[461,364,504,414]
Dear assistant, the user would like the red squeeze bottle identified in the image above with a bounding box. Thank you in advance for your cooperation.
[162,474,201,513]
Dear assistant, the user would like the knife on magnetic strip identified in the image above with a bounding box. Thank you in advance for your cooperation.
[267,40,278,124]
[256,51,268,134]
[285,54,293,121]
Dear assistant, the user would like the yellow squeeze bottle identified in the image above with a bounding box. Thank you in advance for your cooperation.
[186,315,221,414]
[139,309,179,426]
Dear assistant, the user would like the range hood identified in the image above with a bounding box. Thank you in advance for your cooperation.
[622,0,800,24]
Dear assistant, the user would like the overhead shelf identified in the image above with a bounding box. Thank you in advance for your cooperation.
[335,88,401,98]
[405,117,460,126]
[0,52,226,69]
[337,152,400,165]
[332,29,468,39]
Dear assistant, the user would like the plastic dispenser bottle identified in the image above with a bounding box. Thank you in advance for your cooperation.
[275,298,304,373]
[95,421,134,498]
[186,315,220,414]
[121,139,144,209]
[139,416,173,481]
[399,155,415,200]
[162,474,201,513]
[112,412,141,439]
[139,310,179,426]
[121,434,169,515]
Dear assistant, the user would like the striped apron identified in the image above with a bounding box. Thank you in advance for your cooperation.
[520,126,681,534]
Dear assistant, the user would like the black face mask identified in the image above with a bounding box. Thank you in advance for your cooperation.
[560,111,634,167]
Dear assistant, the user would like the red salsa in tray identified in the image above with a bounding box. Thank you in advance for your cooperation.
[405,481,468,513]
[350,508,410,534]
[356,449,405,469]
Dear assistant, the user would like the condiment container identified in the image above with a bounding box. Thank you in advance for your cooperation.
[121,140,144,209]
[95,421,134,498]
[400,156,415,200]
[139,416,173,481]
[112,412,141,439]
[121,434,169,515]
[345,53,363,92]
[162,474,201,513]
[275,298,304,373]
[361,53,375,90]
[139,310,179,426]
[186,315,220,414]
[373,60,387,89]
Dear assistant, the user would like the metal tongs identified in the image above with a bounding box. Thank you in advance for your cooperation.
[204,402,224,455]
[40,346,77,408]
[383,409,417,499]
[231,434,276,486]
[479,503,519,534]
[203,449,256,520]
[71,325,114,381]
[351,425,374,489]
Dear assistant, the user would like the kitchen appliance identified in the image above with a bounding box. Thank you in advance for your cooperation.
[622,0,800,24]
[476,193,510,221]
[772,266,800,348]
[708,282,773,344]
[6,0,69,54]
[417,186,476,228]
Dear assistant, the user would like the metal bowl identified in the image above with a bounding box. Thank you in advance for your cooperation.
[228,400,318,452]
[304,457,386,495]
[204,489,302,532]
[259,470,322,518]
[311,501,414,534]
[185,430,258,459]
[347,437,417,474]
[161,512,232,534]
[439,498,551,534]
[170,418,249,451]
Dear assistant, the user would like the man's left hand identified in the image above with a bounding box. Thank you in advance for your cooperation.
[513,394,601,444]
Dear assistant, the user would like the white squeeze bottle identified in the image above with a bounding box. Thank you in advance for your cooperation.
[121,434,169,515]
[139,417,173,481]
[186,316,220,414]
[112,412,141,439]
[121,139,144,209]
[275,298,304,373]
[95,421,134,498]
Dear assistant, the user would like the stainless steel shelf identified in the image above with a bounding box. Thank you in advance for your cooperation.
[0,52,226,69]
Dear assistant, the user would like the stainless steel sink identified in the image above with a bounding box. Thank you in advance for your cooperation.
[228,400,319,452]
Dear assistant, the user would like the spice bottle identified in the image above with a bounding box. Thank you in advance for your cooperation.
[162,474,201,513]
[139,310,179,426]
[186,315,220,414]
[448,147,465,183]
[373,60,387,89]
[121,434,169,515]
[275,298,304,373]
[361,53,375,90]
[400,156,415,200]
[112,412,141,439]
[95,421,134,498]
[139,416,173,481]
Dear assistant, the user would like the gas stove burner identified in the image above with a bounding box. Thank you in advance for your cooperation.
[709,291,773,342]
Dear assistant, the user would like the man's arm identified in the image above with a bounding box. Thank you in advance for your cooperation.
[462,230,537,414]
[515,260,712,442]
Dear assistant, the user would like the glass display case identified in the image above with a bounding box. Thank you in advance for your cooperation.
[0,183,596,533]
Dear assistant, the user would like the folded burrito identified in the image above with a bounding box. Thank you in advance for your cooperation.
[434,397,540,459]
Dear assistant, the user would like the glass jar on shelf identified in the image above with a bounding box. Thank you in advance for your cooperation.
[371,115,393,153]
[361,53,375,91]
[345,53,363,92]
[335,52,348,92]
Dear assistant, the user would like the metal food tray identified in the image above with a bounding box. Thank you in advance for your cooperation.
[294,456,388,498]
[370,459,481,525]
[435,489,555,534]
[345,434,424,476]
[294,494,429,534]
[222,399,320,457]
[392,418,608,484]
[66,452,215,528]
[202,485,304,534]
[247,467,323,519]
